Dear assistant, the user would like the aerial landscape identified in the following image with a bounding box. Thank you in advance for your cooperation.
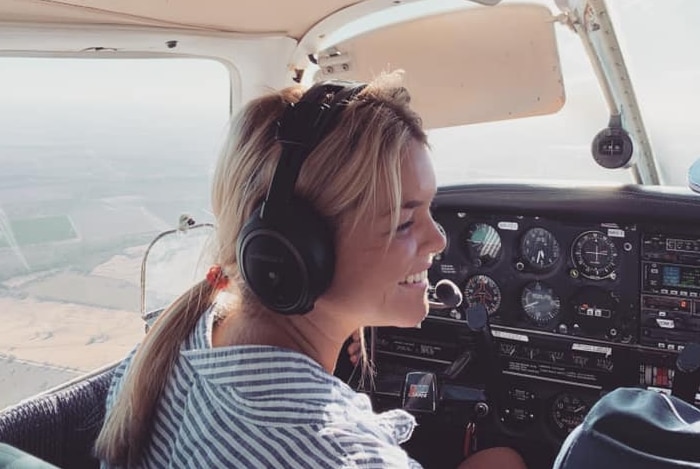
[0,57,229,408]
[0,51,634,409]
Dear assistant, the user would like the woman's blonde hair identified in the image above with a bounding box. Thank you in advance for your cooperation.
[95,72,427,466]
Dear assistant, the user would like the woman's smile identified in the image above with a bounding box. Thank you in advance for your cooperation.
[399,269,429,289]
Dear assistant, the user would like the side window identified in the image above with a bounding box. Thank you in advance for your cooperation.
[0,58,230,408]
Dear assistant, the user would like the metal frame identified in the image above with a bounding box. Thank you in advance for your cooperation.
[139,221,214,318]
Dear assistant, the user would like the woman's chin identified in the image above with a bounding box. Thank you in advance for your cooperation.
[392,284,430,326]
[367,292,430,328]
[394,306,430,328]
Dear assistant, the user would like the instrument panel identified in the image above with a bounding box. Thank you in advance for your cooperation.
[429,211,639,343]
[368,184,700,467]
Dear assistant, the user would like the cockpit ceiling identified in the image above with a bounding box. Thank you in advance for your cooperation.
[0,0,362,37]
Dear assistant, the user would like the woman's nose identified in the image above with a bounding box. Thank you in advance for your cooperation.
[426,218,447,255]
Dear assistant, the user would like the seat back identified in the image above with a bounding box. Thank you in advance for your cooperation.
[554,387,700,469]
[0,443,59,468]
[0,365,115,469]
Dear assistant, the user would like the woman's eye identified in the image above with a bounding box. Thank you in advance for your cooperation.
[397,220,414,232]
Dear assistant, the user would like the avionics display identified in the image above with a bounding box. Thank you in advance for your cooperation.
[642,233,700,297]
[641,233,700,349]
[662,265,700,289]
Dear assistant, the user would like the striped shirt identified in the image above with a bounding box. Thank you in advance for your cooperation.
[102,307,422,468]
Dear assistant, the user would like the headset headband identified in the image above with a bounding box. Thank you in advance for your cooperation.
[260,80,367,221]
[237,80,367,314]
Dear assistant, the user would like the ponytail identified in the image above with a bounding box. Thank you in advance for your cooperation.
[94,279,215,466]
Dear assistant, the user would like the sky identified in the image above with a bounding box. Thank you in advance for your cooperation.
[0,0,699,186]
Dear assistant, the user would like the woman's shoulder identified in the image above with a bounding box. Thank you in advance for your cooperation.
[103,345,422,468]
[105,305,214,406]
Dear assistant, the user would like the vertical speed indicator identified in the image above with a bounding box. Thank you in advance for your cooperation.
[521,281,560,324]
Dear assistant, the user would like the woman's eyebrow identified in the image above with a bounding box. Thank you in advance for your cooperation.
[402,199,424,210]
[379,199,424,218]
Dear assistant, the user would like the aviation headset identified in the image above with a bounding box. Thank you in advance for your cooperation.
[236,80,367,315]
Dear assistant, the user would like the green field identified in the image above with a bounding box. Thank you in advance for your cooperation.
[0,215,78,247]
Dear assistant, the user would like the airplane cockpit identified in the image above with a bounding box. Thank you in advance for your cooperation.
[1,0,700,468]
[361,182,700,467]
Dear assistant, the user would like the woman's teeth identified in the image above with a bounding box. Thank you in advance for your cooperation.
[400,270,428,284]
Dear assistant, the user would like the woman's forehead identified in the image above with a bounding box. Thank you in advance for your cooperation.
[369,142,436,219]
[399,142,436,206]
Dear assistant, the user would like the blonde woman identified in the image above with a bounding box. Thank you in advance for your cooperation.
[95,74,526,469]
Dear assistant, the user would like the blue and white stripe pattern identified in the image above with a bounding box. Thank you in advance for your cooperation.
[102,308,422,468]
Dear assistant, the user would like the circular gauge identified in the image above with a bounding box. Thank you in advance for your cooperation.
[551,393,590,436]
[571,231,619,279]
[435,222,448,253]
[521,281,561,325]
[465,223,502,266]
[520,227,560,271]
[464,274,502,315]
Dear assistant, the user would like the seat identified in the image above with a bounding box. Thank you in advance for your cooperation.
[0,443,58,468]
[554,387,700,469]
[0,365,115,469]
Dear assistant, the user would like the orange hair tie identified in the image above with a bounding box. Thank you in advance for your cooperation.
[206,265,230,290]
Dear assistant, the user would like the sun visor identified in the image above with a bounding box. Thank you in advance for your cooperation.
[313,3,565,129]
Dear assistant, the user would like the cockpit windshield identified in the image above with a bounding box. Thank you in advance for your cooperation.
[608,0,700,187]
[430,0,699,188]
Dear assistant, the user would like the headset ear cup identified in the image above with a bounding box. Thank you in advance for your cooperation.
[235,81,364,314]
[237,198,335,314]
